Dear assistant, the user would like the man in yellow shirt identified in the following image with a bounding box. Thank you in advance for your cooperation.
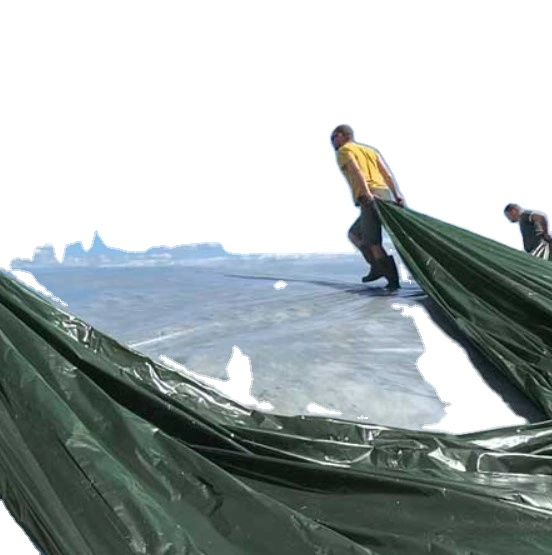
[331,124,405,290]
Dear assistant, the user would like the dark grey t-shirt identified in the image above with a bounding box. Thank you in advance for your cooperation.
[519,210,544,252]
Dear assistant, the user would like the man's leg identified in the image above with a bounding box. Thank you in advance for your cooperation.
[349,218,385,280]
[360,202,400,290]
[348,222,370,264]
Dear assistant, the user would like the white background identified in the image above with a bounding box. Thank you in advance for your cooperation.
[1,1,551,552]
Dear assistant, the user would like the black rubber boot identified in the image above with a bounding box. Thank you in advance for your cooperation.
[361,262,385,283]
[382,255,401,291]
[359,247,385,283]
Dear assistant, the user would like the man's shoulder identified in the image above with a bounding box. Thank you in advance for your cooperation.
[336,143,356,165]
[338,142,356,154]
[522,208,541,215]
[339,141,378,156]
[520,209,545,223]
[352,142,382,158]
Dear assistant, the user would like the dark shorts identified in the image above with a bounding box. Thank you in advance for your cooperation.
[349,202,383,247]
[349,189,392,247]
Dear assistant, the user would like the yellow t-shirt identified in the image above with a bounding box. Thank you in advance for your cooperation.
[336,142,390,204]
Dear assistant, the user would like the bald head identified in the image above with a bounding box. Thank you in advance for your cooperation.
[330,124,354,151]
[504,203,522,222]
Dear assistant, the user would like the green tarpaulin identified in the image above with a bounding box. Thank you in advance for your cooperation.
[1,201,552,554]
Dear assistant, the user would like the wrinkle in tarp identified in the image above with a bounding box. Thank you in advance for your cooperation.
[1,202,552,553]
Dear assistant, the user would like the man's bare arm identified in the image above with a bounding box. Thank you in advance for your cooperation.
[343,159,374,202]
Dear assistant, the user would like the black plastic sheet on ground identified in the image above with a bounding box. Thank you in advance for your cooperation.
[1,201,552,553]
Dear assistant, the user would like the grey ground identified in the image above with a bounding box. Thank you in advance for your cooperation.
[25,254,448,430]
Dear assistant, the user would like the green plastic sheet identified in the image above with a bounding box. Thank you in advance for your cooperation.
[378,200,552,417]
[1,202,552,554]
